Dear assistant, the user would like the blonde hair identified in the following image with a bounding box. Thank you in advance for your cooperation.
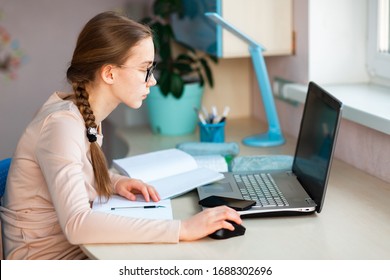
[66,11,152,198]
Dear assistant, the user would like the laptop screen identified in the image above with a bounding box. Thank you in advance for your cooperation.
[292,82,342,212]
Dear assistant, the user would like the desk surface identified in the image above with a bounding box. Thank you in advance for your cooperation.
[82,118,390,260]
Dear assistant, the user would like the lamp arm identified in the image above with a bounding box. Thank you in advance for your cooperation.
[249,46,282,135]
[205,12,284,146]
[204,12,264,50]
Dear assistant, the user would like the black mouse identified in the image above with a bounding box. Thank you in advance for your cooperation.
[209,221,246,240]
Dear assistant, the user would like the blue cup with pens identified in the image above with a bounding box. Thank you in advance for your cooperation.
[199,122,225,143]
[197,106,229,143]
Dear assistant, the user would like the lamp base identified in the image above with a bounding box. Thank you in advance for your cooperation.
[242,131,285,147]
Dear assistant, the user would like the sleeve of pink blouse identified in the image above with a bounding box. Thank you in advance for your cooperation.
[36,111,180,245]
[109,172,125,192]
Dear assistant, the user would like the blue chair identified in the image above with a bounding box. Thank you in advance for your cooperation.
[0,158,11,198]
[0,157,11,260]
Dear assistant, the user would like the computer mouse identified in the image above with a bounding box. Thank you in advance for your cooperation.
[209,221,246,240]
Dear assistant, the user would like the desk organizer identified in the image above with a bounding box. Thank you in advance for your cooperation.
[198,122,225,143]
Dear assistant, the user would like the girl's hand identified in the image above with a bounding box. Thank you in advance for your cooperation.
[179,206,242,241]
[115,178,160,202]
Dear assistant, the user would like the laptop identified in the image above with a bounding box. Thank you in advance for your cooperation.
[197,81,343,217]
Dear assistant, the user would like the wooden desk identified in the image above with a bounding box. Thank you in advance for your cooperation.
[81,118,390,259]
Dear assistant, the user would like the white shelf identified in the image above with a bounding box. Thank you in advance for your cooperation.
[283,83,390,135]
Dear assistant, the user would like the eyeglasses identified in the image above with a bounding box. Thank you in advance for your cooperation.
[119,61,157,83]
[145,61,157,83]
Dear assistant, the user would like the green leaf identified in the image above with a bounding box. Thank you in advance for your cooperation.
[153,0,183,19]
[140,17,153,25]
[208,54,219,64]
[150,22,164,52]
[159,44,172,61]
[170,73,184,99]
[140,0,216,98]
[175,40,196,54]
[176,53,196,64]
[200,58,214,88]
[158,69,171,96]
[173,62,192,75]
[196,69,205,87]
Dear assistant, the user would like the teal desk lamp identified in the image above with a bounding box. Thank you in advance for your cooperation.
[205,12,285,147]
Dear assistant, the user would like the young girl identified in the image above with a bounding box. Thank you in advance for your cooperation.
[0,11,241,260]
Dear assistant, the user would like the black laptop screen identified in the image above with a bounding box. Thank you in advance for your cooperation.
[292,82,342,213]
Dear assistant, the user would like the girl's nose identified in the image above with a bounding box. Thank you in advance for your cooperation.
[147,74,157,87]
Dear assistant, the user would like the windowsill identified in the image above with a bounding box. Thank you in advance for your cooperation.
[282,83,390,135]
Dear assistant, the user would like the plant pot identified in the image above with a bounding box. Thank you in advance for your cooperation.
[146,83,204,135]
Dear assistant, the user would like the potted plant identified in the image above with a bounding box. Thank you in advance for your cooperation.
[141,0,217,135]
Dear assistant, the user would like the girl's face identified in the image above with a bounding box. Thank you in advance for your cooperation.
[112,37,156,109]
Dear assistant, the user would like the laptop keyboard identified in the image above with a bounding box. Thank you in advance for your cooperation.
[234,173,289,207]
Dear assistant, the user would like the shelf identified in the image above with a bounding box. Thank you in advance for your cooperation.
[172,0,293,58]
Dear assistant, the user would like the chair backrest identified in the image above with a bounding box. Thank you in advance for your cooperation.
[0,158,12,198]
[0,158,11,260]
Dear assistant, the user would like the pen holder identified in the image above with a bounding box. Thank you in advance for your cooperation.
[199,122,225,143]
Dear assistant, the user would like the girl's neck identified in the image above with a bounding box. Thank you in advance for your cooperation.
[86,84,119,125]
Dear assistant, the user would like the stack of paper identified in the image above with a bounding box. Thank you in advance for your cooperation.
[193,154,228,172]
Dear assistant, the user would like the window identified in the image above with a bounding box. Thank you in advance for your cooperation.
[367,0,390,80]
[378,0,390,53]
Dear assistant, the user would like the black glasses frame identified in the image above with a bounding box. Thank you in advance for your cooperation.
[145,61,157,83]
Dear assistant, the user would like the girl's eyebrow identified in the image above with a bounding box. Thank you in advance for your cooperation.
[141,60,154,67]
[140,60,153,65]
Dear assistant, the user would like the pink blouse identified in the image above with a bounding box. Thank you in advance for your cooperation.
[0,92,180,259]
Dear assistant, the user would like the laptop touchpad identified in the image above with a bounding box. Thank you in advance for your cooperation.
[203,183,233,193]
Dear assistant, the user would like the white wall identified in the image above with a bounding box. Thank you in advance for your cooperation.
[263,0,309,86]
[308,0,369,84]
[263,0,369,89]
[0,0,150,158]
[254,0,390,183]
[255,0,370,123]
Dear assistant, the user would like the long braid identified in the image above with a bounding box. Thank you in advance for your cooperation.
[73,82,112,199]
[66,11,152,199]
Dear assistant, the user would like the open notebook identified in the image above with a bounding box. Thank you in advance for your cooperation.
[112,149,225,199]
[92,195,173,220]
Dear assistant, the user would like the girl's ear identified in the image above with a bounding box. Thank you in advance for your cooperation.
[100,65,115,85]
